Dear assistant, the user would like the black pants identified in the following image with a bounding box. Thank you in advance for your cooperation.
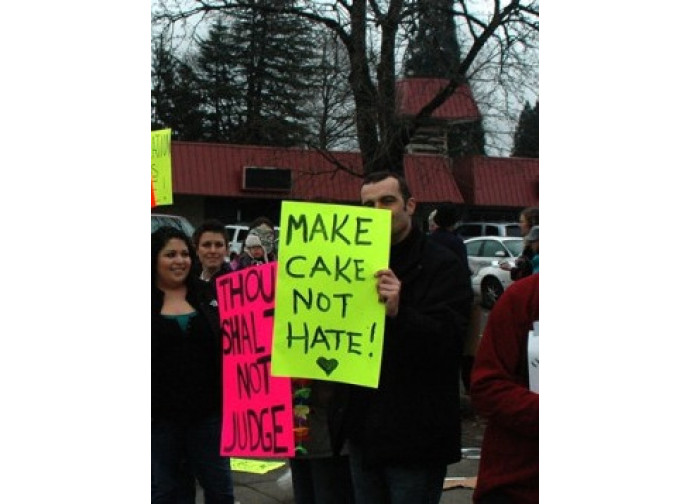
[289,455,355,504]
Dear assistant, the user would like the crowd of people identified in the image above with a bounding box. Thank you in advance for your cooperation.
[151,171,539,504]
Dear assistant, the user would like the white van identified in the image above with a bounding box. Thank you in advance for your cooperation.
[455,222,521,239]
[225,224,251,255]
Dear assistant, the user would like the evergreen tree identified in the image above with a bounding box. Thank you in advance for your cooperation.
[151,34,205,140]
[512,100,539,158]
[172,59,205,140]
[404,0,461,79]
[224,0,318,147]
[195,19,242,142]
[151,34,178,130]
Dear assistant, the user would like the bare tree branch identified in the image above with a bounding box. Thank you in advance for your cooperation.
[152,0,539,166]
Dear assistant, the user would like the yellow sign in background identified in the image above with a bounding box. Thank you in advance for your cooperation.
[272,201,391,388]
[151,128,173,206]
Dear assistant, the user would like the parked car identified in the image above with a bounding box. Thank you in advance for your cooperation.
[464,236,524,309]
[151,213,195,237]
[455,221,522,239]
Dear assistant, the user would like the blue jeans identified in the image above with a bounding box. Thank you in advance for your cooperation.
[152,415,235,504]
[289,456,356,504]
[348,442,446,504]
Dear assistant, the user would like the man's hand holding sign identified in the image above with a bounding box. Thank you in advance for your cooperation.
[374,269,401,317]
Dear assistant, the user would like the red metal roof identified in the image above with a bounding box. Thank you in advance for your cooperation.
[403,154,463,203]
[171,141,465,204]
[452,156,539,207]
[171,141,363,202]
[395,78,480,121]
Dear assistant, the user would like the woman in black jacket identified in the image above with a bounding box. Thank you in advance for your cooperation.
[151,226,234,504]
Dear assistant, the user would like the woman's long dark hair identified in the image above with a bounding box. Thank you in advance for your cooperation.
[520,207,539,230]
[151,226,196,290]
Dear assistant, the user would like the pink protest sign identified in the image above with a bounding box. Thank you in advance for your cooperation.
[216,262,294,457]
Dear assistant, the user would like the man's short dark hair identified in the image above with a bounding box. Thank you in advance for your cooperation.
[361,171,412,202]
[192,219,229,248]
[433,204,457,229]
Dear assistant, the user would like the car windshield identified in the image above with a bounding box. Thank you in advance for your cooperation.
[505,225,522,237]
[503,239,524,257]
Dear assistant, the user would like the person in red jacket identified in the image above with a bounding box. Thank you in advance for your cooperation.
[471,273,539,504]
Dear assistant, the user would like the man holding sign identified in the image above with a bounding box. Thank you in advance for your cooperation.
[335,171,474,504]
[272,199,388,503]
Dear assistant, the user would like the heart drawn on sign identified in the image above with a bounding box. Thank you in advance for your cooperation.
[316,357,339,376]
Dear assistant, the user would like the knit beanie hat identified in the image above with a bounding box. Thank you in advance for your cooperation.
[244,233,267,260]
[249,227,275,256]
